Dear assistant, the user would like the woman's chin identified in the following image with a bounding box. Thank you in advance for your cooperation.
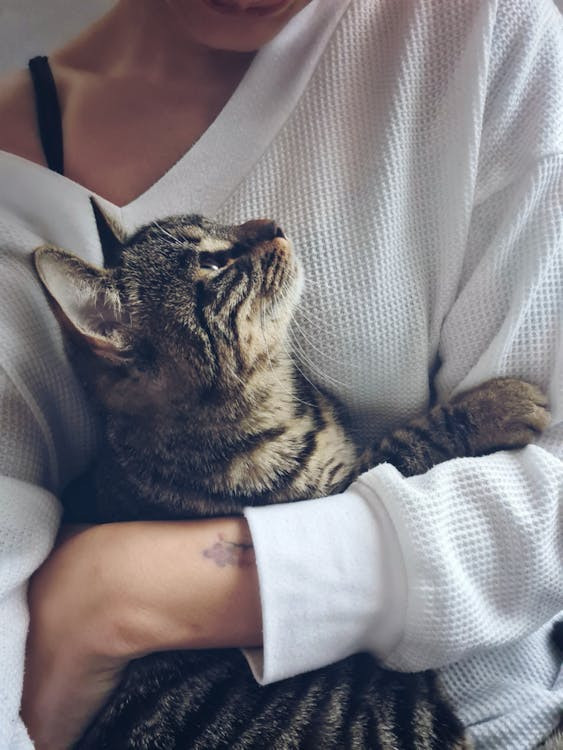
[201,0,297,17]
[162,0,312,53]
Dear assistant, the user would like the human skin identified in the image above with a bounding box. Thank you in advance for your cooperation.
[0,0,313,206]
[164,0,315,52]
[21,520,262,750]
[0,0,312,746]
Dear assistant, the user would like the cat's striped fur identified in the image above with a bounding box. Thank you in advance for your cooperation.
[34,205,551,750]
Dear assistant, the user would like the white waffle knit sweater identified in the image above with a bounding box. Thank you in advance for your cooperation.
[1,1,562,748]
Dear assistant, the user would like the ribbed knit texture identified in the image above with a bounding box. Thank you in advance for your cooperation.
[0,1,562,748]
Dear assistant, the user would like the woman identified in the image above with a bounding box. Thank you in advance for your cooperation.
[0,0,561,748]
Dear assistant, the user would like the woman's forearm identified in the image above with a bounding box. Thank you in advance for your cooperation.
[97,518,263,658]
[23,517,262,748]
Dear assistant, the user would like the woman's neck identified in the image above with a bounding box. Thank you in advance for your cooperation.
[52,0,255,95]
[42,0,256,206]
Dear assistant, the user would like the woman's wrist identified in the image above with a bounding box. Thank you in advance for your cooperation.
[95,518,263,659]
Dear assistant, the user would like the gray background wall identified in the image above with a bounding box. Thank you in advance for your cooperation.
[0,0,562,73]
[0,0,113,73]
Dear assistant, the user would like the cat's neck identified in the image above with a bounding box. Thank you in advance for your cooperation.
[105,351,302,446]
[94,349,358,516]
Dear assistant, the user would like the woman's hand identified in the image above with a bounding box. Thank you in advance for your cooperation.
[21,518,262,750]
[21,524,128,750]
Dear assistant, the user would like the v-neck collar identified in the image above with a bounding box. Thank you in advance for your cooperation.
[122,0,352,225]
[1,0,351,237]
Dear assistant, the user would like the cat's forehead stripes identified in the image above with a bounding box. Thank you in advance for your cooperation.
[167,221,237,251]
[197,237,233,252]
[128,219,236,254]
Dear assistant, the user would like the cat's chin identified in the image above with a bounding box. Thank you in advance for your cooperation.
[260,270,302,326]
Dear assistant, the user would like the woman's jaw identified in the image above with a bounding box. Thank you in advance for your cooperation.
[162,0,314,51]
[202,0,300,16]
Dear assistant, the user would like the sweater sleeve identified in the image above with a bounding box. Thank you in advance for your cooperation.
[244,0,563,683]
[245,158,563,681]
[0,247,96,748]
[0,473,60,750]
[0,364,62,748]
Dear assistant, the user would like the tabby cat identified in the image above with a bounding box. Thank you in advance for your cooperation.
[34,202,550,750]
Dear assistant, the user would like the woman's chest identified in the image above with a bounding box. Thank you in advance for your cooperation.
[216,152,457,444]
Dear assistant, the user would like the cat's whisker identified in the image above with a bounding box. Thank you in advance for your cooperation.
[153,221,186,246]
[293,308,343,332]
[290,301,327,324]
[225,360,248,389]
[283,347,325,403]
[272,284,361,374]
[302,274,324,285]
[279,320,356,392]
[289,338,353,391]
[289,319,361,372]
[291,312,322,330]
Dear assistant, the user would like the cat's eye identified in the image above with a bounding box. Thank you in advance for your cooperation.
[199,251,230,271]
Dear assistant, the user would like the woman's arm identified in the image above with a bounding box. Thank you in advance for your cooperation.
[244,0,563,684]
[22,517,262,750]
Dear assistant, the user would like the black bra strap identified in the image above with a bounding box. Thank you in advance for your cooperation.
[28,56,64,175]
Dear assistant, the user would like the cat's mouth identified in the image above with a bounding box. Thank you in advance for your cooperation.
[255,240,302,325]
[239,220,299,294]
[257,235,296,295]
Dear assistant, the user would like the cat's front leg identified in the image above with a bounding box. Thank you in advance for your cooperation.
[368,377,550,478]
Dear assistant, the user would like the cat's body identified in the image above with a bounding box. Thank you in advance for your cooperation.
[34,205,550,750]
[68,350,360,523]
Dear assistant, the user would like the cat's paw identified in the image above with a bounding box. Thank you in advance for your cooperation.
[451,377,550,453]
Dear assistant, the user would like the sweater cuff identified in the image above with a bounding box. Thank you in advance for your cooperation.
[243,481,406,684]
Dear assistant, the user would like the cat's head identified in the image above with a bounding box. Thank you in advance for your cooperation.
[34,201,302,414]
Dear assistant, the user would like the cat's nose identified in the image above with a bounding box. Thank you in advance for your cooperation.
[238,219,286,241]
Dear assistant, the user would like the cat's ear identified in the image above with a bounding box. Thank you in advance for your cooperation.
[90,197,125,268]
[34,247,132,365]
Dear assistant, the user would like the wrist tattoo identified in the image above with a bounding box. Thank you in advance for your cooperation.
[202,533,255,568]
